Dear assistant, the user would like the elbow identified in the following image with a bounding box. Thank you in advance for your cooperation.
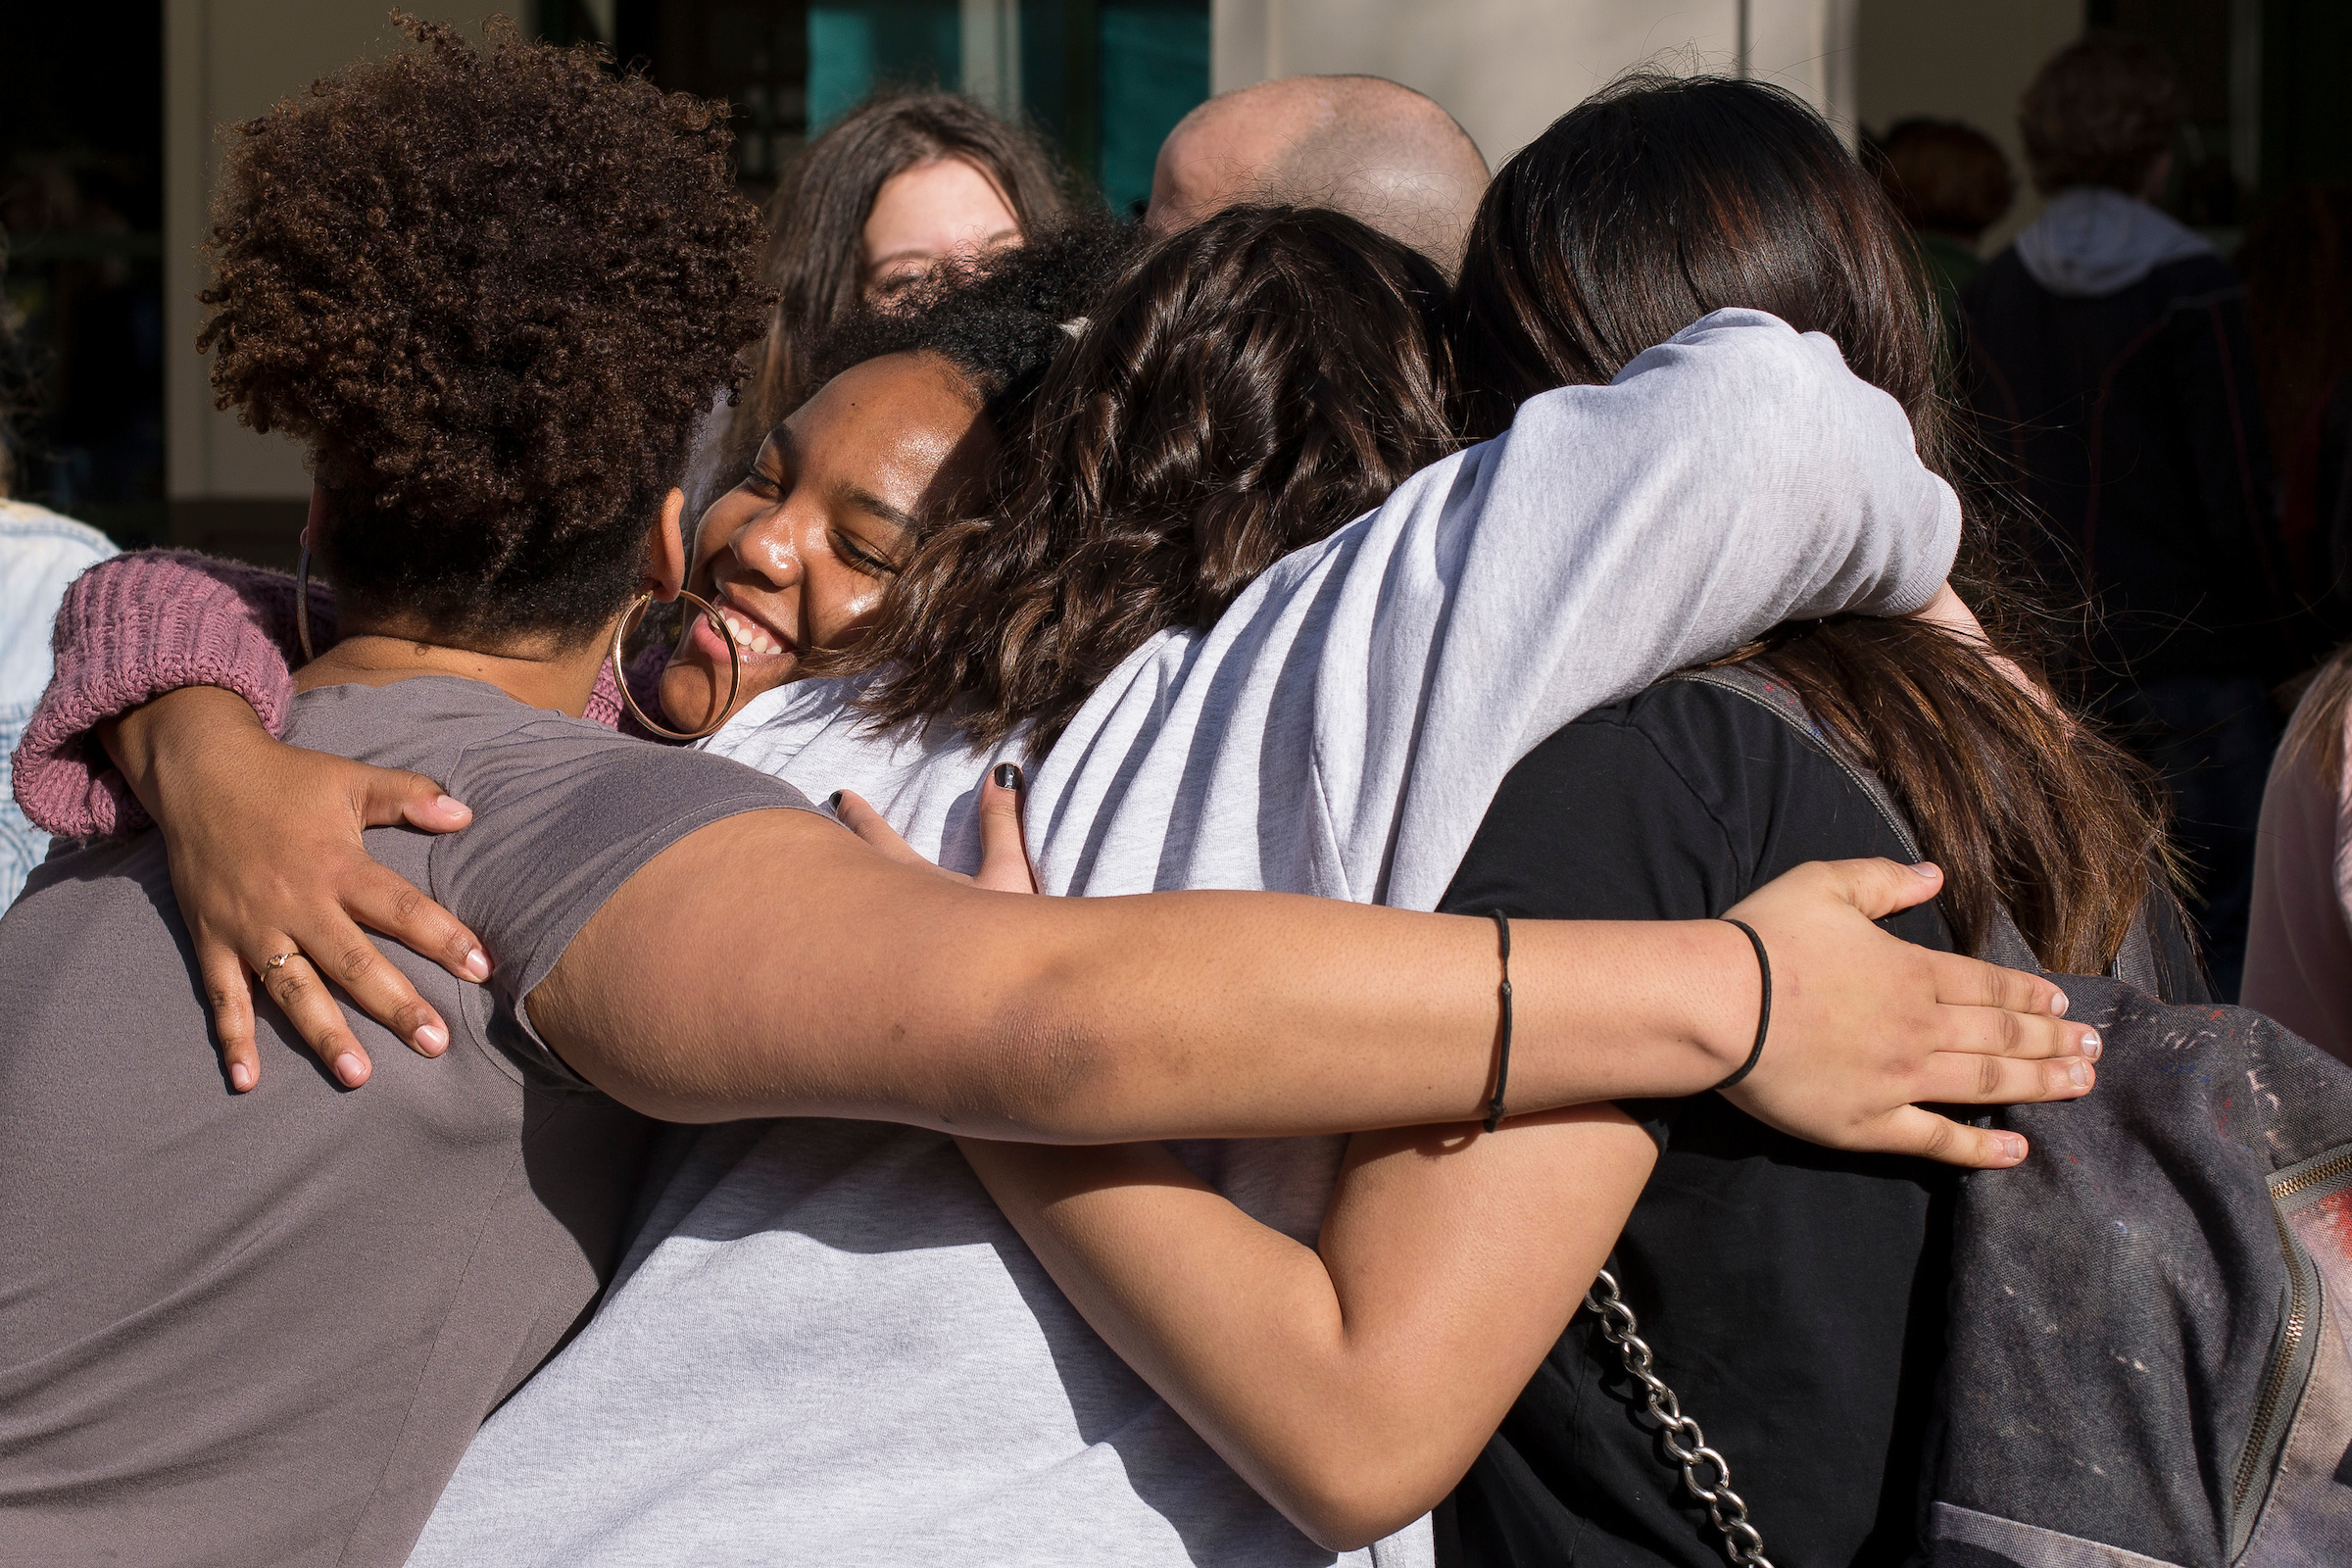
[957,973,1128,1142]
[1268,1444,1464,1553]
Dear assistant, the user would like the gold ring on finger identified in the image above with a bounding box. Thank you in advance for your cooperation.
[263,952,297,974]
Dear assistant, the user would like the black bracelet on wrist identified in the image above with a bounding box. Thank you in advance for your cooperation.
[1712,916,1772,1092]
[1484,910,1513,1132]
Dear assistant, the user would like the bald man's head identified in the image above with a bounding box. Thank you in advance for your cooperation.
[1147,74,1490,274]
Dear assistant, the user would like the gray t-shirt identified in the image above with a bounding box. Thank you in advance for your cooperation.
[0,674,813,1567]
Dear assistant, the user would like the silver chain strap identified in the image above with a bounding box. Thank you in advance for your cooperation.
[1582,1269,1776,1568]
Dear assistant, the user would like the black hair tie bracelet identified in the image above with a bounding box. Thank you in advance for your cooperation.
[1484,910,1513,1132]
[1712,917,1772,1092]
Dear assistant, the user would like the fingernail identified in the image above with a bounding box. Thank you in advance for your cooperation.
[1997,1132,2027,1162]
[416,1022,449,1055]
[2068,1058,2090,1088]
[2080,1029,2100,1060]
[434,794,466,816]
[463,949,491,982]
[230,1061,254,1092]
[2050,989,2069,1016]
[1911,861,1938,878]
[827,790,844,812]
[993,762,1024,791]
[334,1053,367,1086]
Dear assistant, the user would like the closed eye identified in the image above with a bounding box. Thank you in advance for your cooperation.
[832,530,900,576]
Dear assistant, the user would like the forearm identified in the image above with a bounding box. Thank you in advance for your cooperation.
[537,811,1757,1136]
[97,686,275,829]
[957,1109,1654,1547]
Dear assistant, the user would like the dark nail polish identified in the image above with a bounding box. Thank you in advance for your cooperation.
[993,763,1023,791]
[827,791,843,812]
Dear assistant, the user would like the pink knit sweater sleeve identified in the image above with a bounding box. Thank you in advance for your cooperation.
[13,551,660,839]
[14,552,327,837]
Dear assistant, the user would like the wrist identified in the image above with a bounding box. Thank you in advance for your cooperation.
[103,686,272,824]
[1667,917,1764,1089]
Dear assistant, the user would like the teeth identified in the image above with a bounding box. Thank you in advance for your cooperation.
[718,610,783,656]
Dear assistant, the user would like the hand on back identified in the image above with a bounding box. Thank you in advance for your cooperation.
[101,686,488,1091]
[1710,857,2097,1167]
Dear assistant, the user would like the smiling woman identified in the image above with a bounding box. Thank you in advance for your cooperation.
[660,219,1125,734]
[662,354,987,727]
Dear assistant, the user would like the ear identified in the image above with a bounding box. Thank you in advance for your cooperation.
[643,488,688,602]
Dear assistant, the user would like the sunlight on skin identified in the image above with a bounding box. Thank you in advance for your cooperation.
[657,352,999,734]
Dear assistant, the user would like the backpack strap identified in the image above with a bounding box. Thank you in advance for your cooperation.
[2109,909,2160,995]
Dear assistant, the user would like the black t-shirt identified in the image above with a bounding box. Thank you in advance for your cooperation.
[1434,678,1958,1568]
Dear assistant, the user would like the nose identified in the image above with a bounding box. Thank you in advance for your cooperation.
[729,491,812,592]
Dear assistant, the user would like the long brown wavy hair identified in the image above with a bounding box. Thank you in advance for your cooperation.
[1457,74,2176,973]
[835,204,1459,751]
[715,89,1074,486]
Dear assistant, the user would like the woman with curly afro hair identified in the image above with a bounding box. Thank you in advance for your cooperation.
[0,22,2096,1568]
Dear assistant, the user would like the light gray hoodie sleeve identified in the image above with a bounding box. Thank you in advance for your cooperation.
[1028,308,1961,910]
[1343,306,1961,906]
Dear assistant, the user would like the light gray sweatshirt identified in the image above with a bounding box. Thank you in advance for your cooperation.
[406,311,1959,1568]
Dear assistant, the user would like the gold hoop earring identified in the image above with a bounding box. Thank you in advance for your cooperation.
[295,541,318,662]
[610,588,741,742]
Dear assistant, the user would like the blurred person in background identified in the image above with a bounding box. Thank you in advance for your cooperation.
[1961,32,2287,998]
[2238,182,2352,646]
[1871,116,2013,342]
[1146,74,1490,274]
[2243,647,2352,1067]
[0,238,113,906]
[688,88,1071,514]
[2241,184,2352,1066]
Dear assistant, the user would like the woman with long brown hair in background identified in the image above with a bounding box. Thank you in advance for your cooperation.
[682,88,1072,512]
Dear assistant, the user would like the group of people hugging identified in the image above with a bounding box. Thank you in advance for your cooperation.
[10,17,2214,1568]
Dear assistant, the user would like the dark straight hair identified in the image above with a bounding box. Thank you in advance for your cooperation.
[1455,74,2176,973]
[835,204,1460,752]
[717,88,1074,483]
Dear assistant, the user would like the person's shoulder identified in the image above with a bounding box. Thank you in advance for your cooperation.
[1550,670,1899,849]
[1580,671,1832,766]
[0,500,116,559]
[304,678,812,818]
[1496,674,1831,841]
[460,705,805,804]
[0,502,116,611]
